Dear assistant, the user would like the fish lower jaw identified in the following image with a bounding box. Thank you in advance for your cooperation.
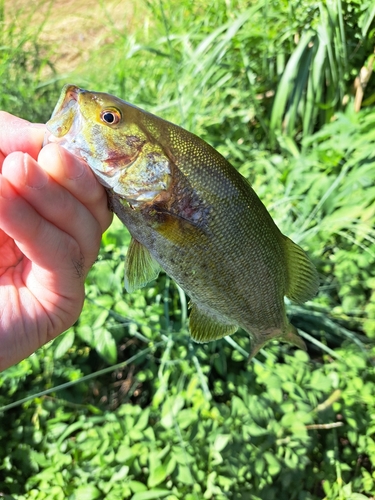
[43,131,85,160]
[43,131,60,147]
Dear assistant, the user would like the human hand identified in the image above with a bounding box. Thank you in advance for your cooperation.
[0,112,113,371]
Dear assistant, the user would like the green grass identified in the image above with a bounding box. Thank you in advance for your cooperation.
[0,1,59,120]
[1,0,375,498]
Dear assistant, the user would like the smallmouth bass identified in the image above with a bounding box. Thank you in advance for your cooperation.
[45,85,319,357]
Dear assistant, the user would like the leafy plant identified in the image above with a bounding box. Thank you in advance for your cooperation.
[2,345,375,499]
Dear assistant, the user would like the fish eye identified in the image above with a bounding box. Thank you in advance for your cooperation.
[100,109,121,125]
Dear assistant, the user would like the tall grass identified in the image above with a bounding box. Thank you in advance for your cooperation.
[270,0,375,144]
[70,0,375,150]
[0,1,59,121]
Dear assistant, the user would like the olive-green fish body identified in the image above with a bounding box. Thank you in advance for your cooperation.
[45,85,319,357]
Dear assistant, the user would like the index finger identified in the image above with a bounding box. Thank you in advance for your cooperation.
[0,111,46,165]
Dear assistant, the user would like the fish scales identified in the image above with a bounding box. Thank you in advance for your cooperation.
[45,84,319,357]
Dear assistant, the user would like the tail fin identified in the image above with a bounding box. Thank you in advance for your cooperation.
[283,236,319,303]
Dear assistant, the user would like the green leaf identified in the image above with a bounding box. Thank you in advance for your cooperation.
[112,465,130,482]
[71,485,101,500]
[263,452,281,476]
[129,481,148,493]
[76,324,93,344]
[148,464,168,488]
[177,408,198,429]
[255,458,265,476]
[350,494,369,500]
[212,434,231,453]
[270,31,315,135]
[53,329,75,359]
[178,465,194,485]
[161,396,185,428]
[93,327,117,364]
[360,3,375,37]
[131,490,171,500]
[134,407,150,431]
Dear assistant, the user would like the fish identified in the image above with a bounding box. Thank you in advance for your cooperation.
[45,84,319,358]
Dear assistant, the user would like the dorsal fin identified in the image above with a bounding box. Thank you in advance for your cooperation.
[283,236,319,303]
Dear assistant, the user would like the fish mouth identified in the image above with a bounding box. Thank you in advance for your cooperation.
[50,84,80,127]
[43,84,83,148]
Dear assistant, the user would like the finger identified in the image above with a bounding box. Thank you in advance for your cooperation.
[0,173,90,359]
[0,174,86,300]
[0,111,45,166]
[2,152,102,268]
[38,143,113,233]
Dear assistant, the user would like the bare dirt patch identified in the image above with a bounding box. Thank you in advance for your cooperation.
[5,0,144,74]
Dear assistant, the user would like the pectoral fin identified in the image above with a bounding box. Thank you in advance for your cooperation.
[155,211,207,247]
[124,238,161,292]
[189,303,238,343]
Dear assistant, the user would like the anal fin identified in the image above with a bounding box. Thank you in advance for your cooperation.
[189,303,238,343]
[124,238,161,293]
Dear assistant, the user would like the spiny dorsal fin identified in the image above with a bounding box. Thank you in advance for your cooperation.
[189,303,238,343]
[283,236,319,303]
[124,238,161,293]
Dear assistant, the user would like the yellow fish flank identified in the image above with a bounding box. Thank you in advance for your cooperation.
[45,85,319,358]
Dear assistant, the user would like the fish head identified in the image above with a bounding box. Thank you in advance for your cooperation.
[45,84,172,206]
